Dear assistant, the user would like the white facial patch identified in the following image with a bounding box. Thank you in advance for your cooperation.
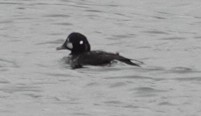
[66,42,73,49]
[67,37,70,42]
[79,40,83,45]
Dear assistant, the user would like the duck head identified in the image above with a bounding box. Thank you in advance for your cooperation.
[57,32,91,55]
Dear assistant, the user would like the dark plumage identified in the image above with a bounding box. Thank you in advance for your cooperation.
[57,32,141,69]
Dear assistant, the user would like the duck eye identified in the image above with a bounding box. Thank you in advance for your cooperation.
[79,40,83,45]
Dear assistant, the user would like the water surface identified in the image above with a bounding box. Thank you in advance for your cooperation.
[1,0,201,116]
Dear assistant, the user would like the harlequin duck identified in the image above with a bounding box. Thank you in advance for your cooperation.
[57,32,142,69]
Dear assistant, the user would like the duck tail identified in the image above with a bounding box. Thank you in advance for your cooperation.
[118,58,141,67]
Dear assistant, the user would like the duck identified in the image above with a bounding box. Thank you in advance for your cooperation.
[57,32,142,69]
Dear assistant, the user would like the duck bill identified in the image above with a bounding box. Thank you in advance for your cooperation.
[56,44,66,50]
[56,42,73,50]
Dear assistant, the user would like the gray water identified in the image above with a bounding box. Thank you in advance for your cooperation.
[1,0,201,116]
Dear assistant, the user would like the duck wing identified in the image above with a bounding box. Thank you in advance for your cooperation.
[77,51,140,66]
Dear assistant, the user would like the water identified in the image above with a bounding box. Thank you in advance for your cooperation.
[1,0,201,115]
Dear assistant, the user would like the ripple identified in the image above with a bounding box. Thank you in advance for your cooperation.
[36,39,64,45]
[24,93,42,99]
[140,66,165,72]
[0,58,19,68]
[109,82,127,88]
[161,37,186,40]
[0,20,13,24]
[71,112,91,116]
[158,101,175,106]
[0,84,41,94]
[175,77,201,81]
[29,2,63,6]
[43,14,70,18]
[195,36,201,39]
[168,67,198,74]
[105,75,154,80]
[53,22,73,26]
[157,11,173,15]
[104,100,123,106]
[136,87,157,92]
[142,30,169,35]
[39,72,71,78]
[85,9,103,13]
[103,100,127,108]
[134,87,166,97]
[85,82,100,87]
[0,80,10,84]
[110,34,136,39]
[0,2,24,5]
[152,16,167,20]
